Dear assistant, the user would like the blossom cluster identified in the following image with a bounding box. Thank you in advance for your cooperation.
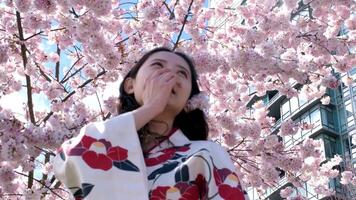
[0,0,355,199]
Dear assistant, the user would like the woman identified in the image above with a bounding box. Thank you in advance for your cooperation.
[53,47,249,200]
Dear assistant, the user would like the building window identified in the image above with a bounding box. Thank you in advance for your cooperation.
[338,105,347,132]
[346,103,353,117]
[299,94,308,107]
[284,135,293,147]
[281,100,290,119]
[310,108,320,125]
[248,86,256,95]
[290,96,299,113]
[323,136,337,158]
[350,68,356,79]
[327,110,334,128]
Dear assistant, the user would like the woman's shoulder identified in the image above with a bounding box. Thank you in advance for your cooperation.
[83,112,136,133]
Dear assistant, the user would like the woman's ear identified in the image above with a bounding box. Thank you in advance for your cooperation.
[123,77,135,94]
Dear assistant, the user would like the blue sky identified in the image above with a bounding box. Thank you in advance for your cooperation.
[0,1,211,178]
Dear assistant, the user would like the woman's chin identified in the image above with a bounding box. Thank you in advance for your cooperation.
[165,100,183,114]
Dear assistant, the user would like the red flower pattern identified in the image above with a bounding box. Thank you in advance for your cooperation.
[150,186,171,200]
[213,166,245,200]
[68,135,128,171]
[149,174,207,200]
[218,184,245,200]
[145,145,190,167]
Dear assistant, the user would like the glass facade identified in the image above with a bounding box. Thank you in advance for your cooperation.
[247,69,356,199]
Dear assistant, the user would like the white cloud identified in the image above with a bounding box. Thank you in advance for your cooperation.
[0,90,27,121]
[0,89,50,122]
[82,78,122,112]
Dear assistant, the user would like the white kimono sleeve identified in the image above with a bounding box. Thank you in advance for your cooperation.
[52,112,149,200]
[207,142,250,200]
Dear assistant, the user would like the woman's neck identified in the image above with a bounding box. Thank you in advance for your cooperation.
[148,110,175,136]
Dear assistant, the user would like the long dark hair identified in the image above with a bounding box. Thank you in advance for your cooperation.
[118,47,209,142]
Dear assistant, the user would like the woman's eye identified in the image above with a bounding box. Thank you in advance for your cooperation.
[152,62,163,68]
[179,71,188,78]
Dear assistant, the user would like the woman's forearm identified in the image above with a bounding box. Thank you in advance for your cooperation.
[132,105,162,130]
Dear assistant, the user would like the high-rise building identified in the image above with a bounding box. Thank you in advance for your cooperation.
[245,69,356,200]
[207,1,355,199]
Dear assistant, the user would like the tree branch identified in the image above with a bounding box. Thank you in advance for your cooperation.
[41,153,50,186]
[60,63,87,84]
[119,2,138,6]
[60,56,84,83]
[16,11,36,189]
[39,70,107,125]
[163,1,175,19]
[35,63,52,82]
[14,171,65,200]
[290,0,316,21]
[95,92,105,120]
[24,31,44,41]
[60,57,83,83]
[69,7,80,18]
[172,0,194,51]
[55,45,61,81]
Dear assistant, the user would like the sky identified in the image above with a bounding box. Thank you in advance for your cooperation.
[0,0,211,121]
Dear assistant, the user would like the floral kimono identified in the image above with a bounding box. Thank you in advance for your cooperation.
[53,112,249,200]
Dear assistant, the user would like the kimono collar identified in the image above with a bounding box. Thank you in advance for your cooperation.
[146,128,190,154]
[168,128,190,146]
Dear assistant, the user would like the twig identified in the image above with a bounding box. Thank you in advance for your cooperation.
[14,171,65,200]
[103,113,111,120]
[34,146,56,156]
[115,32,138,47]
[69,7,80,18]
[228,138,245,152]
[60,56,84,83]
[40,70,107,125]
[163,1,175,19]
[50,27,66,32]
[60,63,87,84]
[119,2,137,6]
[95,92,105,120]
[73,45,82,59]
[35,63,52,82]
[24,31,44,41]
[276,74,285,85]
[172,0,194,51]
[290,0,316,21]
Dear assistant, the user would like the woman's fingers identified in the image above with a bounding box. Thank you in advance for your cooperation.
[142,68,177,108]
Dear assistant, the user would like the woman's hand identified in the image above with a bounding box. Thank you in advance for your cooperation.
[132,68,176,130]
[142,67,176,113]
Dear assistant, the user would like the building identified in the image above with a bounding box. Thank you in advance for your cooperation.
[245,69,356,200]
[207,0,355,198]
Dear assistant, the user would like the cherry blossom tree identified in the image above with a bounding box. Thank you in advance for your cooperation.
[0,0,355,199]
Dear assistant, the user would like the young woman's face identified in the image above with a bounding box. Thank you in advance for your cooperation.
[131,51,192,113]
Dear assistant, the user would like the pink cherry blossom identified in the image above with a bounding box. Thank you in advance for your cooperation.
[33,0,57,14]
[0,45,9,64]
[321,75,340,89]
[14,0,32,13]
[279,120,299,136]
[0,0,355,198]
[340,171,354,184]
[280,186,294,198]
